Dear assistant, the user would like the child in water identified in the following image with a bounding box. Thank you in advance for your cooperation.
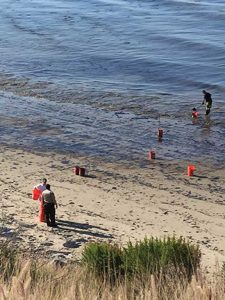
[192,107,199,118]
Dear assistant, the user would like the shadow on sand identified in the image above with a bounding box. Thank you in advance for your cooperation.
[193,174,208,179]
[56,219,113,239]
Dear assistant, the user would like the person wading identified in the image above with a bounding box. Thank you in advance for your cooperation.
[202,90,212,115]
[41,184,58,227]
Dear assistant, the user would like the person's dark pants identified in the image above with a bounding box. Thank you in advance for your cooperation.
[206,108,211,115]
[206,104,211,115]
[44,203,56,226]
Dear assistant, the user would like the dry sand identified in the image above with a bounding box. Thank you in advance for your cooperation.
[0,145,225,271]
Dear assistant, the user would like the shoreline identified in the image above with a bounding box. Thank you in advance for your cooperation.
[1,84,225,167]
[0,144,225,272]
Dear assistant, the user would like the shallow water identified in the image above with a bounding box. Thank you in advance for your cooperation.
[0,0,224,164]
[0,90,224,166]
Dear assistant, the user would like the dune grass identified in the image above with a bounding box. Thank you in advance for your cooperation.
[82,237,201,282]
[0,239,224,299]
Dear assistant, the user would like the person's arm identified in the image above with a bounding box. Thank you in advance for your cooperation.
[202,93,207,105]
[52,192,58,208]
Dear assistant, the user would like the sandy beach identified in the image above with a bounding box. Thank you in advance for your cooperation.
[0,145,225,271]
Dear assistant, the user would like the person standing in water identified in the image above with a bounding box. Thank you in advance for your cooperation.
[202,90,212,115]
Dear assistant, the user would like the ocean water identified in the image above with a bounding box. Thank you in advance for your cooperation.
[0,0,225,165]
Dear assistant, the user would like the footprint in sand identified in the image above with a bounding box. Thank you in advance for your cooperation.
[42,241,54,246]
[63,238,87,248]
[192,225,200,229]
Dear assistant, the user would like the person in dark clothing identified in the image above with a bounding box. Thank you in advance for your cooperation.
[202,90,212,115]
[41,184,58,227]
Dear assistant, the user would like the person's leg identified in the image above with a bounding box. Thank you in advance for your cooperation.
[49,204,56,226]
[44,204,51,226]
[205,108,210,115]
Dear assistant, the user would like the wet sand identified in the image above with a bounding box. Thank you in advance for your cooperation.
[0,145,225,270]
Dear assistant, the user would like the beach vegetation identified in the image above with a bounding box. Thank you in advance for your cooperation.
[0,241,19,282]
[0,238,224,299]
[82,241,124,282]
[82,236,201,282]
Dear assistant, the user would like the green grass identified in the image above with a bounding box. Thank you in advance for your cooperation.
[82,242,124,282]
[82,236,201,283]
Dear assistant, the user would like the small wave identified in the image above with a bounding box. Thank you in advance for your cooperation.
[9,17,46,37]
[166,0,224,8]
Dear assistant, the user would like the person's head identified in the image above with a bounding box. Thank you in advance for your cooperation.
[192,107,197,112]
[46,184,50,190]
[42,178,47,185]
[202,90,206,94]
